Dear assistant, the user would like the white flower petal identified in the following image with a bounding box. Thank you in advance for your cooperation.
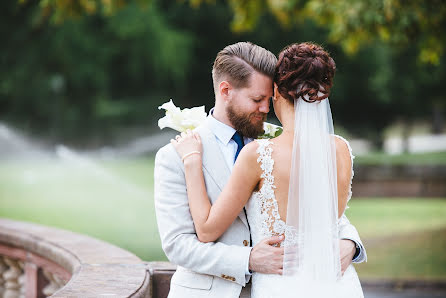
[158,99,178,112]
[157,100,207,132]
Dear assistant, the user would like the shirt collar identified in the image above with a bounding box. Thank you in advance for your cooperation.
[207,108,236,145]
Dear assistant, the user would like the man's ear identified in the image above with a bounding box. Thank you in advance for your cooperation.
[219,81,232,102]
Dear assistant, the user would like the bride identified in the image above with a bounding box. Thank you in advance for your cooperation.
[171,42,364,297]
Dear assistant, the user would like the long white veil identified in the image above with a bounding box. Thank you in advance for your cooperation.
[282,93,341,296]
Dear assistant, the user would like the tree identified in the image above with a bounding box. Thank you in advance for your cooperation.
[2,1,192,143]
[8,0,445,146]
[190,0,446,65]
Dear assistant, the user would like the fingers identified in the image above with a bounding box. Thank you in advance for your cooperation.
[193,132,201,143]
[170,135,180,145]
[171,130,194,142]
[264,235,285,245]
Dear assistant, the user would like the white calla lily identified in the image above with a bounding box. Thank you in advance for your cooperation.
[158,99,207,132]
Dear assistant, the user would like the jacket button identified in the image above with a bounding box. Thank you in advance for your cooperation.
[243,240,249,246]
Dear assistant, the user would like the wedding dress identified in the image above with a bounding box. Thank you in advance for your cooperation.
[245,138,364,298]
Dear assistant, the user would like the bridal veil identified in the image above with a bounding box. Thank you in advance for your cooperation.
[282,93,342,296]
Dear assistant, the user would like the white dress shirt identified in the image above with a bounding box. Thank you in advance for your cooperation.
[207,112,253,170]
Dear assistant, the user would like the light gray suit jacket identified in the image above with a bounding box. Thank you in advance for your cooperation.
[154,119,366,298]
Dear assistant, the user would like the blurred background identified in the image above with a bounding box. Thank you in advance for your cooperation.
[1,0,445,296]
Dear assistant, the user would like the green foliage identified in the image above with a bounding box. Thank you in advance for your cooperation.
[31,0,446,65]
[305,0,446,65]
[5,0,445,143]
[24,0,150,23]
[2,1,192,142]
[191,0,446,65]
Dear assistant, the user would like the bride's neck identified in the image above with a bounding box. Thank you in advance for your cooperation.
[279,105,295,134]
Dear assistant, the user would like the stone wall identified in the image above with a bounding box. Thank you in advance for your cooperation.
[353,165,446,197]
[0,218,151,297]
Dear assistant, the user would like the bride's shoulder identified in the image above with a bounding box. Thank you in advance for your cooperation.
[238,139,272,162]
[333,135,353,163]
[239,141,259,159]
[240,140,262,157]
[333,134,350,149]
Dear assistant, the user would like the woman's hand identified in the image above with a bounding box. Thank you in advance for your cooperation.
[171,130,202,164]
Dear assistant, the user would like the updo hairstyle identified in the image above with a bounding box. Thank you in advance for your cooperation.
[274,42,336,103]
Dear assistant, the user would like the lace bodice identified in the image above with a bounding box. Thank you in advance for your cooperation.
[246,137,355,245]
[245,137,363,298]
[247,139,293,246]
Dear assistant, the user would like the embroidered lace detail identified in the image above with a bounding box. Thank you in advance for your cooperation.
[249,139,296,247]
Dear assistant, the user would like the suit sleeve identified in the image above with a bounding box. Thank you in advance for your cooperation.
[338,214,367,263]
[154,144,251,286]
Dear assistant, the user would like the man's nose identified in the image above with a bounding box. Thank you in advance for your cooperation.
[259,100,269,113]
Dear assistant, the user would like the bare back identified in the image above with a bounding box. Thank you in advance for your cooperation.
[245,136,362,298]
[256,133,353,223]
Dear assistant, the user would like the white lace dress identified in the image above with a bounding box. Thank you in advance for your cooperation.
[245,138,364,298]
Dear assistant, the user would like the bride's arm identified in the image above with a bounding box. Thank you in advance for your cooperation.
[172,131,261,243]
[335,137,353,218]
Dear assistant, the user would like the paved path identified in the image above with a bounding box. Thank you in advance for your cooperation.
[364,289,446,298]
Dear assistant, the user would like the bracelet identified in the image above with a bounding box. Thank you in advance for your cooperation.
[181,151,201,163]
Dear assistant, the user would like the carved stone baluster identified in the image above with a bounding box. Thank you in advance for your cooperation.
[42,270,64,296]
[0,257,7,295]
[18,261,25,298]
[3,257,23,298]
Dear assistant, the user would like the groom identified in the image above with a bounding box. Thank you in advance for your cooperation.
[154,42,367,298]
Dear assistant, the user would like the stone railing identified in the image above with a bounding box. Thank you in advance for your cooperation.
[0,218,160,297]
[353,165,446,197]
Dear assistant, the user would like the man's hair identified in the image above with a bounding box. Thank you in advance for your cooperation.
[212,42,277,92]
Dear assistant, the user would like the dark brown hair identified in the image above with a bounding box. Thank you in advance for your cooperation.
[212,42,277,91]
[274,42,336,103]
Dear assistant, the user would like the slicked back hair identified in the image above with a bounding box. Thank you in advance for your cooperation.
[212,42,277,92]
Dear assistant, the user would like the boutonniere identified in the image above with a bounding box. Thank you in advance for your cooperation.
[258,122,283,139]
[158,100,282,139]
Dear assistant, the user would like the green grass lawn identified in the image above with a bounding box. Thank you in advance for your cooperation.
[354,229,446,280]
[346,199,446,280]
[0,157,165,261]
[1,156,445,280]
[346,199,446,239]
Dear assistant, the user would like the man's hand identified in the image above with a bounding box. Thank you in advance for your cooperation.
[340,239,356,275]
[249,236,284,275]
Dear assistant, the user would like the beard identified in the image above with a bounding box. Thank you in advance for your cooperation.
[227,104,266,138]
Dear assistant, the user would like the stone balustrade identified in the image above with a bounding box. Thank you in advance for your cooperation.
[0,218,158,297]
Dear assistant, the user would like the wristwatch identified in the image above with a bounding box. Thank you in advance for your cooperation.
[352,242,360,260]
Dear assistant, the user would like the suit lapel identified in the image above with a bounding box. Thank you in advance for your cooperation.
[196,120,249,229]
[196,124,231,193]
